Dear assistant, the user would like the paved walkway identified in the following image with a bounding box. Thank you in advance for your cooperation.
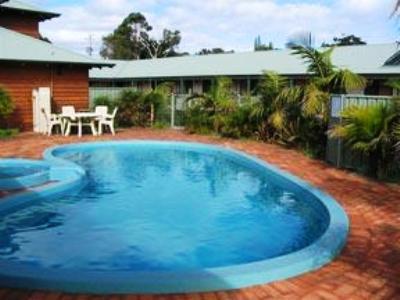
[0,129,399,300]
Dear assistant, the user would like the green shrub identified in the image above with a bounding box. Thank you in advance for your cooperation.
[116,89,147,127]
[93,95,116,110]
[330,102,400,179]
[144,83,171,126]
[185,103,214,134]
[0,87,14,122]
[111,84,172,128]
[153,121,169,129]
[185,77,237,135]
[220,102,257,139]
[0,128,18,139]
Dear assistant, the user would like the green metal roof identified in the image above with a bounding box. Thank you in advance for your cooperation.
[90,44,400,80]
[0,0,60,18]
[0,27,114,67]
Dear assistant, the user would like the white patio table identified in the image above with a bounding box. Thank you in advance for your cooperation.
[62,112,101,138]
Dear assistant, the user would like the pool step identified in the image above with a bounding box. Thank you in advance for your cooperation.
[0,160,51,192]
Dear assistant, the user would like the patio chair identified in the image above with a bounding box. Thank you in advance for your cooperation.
[41,108,64,136]
[98,107,118,136]
[61,106,78,136]
[95,105,109,117]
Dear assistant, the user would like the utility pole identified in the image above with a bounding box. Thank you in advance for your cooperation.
[86,34,94,57]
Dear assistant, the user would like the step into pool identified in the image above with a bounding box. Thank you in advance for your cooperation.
[0,160,50,191]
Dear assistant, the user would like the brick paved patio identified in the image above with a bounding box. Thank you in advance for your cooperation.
[0,128,399,300]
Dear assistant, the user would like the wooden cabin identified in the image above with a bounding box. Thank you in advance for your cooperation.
[0,0,112,130]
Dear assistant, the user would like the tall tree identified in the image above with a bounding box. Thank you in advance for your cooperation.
[100,13,182,59]
[322,34,367,47]
[254,35,274,51]
[140,29,182,59]
[196,48,234,55]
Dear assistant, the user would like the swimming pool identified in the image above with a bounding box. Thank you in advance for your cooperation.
[0,141,349,294]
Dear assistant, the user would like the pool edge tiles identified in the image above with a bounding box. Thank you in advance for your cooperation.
[0,141,349,294]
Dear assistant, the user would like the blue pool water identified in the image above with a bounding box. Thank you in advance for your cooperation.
[0,144,330,273]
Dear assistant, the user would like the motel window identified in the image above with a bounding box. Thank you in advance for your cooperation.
[364,80,393,96]
[203,80,213,93]
[250,79,259,95]
[137,81,150,90]
[114,81,131,87]
[183,81,194,94]
[90,82,111,87]
[232,80,247,95]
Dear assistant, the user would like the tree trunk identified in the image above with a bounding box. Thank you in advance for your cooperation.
[150,104,155,126]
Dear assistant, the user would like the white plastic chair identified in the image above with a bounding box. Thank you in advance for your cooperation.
[95,105,109,117]
[98,107,118,136]
[61,106,78,136]
[41,108,63,136]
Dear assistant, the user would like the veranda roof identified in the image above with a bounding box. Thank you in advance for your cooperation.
[0,0,60,20]
[0,27,113,67]
[90,44,400,80]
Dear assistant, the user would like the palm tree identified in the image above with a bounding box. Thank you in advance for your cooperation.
[253,71,303,143]
[292,46,366,120]
[329,101,400,177]
[186,77,237,133]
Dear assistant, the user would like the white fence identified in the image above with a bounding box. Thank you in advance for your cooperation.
[330,94,392,118]
[89,87,128,104]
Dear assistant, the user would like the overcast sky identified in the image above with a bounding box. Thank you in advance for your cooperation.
[31,0,398,56]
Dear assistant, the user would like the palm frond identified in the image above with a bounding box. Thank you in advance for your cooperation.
[332,69,367,93]
[329,104,396,155]
[385,78,400,91]
[278,86,302,104]
[392,0,400,17]
[269,110,286,131]
[302,83,329,117]
[258,71,289,99]
[292,46,335,78]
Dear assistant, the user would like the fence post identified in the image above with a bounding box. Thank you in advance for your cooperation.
[336,95,345,168]
[171,94,176,128]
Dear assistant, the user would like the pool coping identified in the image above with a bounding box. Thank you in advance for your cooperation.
[0,140,349,294]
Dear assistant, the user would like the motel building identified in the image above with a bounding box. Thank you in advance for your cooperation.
[0,0,112,131]
[2,0,400,131]
[90,44,400,100]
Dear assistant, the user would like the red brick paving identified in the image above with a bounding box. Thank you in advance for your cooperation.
[0,128,399,300]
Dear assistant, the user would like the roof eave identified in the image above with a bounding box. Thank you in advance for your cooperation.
[0,6,60,20]
[0,59,115,68]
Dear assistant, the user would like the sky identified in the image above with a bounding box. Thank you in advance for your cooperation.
[30,0,399,56]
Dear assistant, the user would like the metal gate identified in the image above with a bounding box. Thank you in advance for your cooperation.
[170,94,187,128]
